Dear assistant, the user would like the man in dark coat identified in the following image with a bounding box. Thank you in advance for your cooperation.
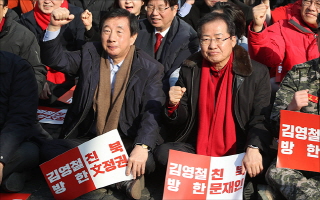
[0,51,47,192]
[0,0,46,95]
[134,0,199,93]
[39,8,165,200]
[19,0,85,104]
[154,13,272,200]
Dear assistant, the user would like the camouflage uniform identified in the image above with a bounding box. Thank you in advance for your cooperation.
[267,58,320,200]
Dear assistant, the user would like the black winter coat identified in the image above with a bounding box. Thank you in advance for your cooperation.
[68,0,113,32]
[40,34,166,150]
[135,16,199,93]
[182,0,253,31]
[19,3,85,51]
[164,45,272,154]
[0,51,38,165]
[0,16,46,95]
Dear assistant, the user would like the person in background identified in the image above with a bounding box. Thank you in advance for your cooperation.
[182,0,254,31]
[134,0,199,94]
[212,1,248,50]
[248,0,320,88]
[68,0,114,33]
[8,0,35,16]
[113,0,146,19]
[265,13,320,200]
[0,0,46,95]
[19,0,85,106]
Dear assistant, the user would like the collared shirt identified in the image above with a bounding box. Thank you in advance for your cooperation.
[108,56,124,93]
[154,27,170,43]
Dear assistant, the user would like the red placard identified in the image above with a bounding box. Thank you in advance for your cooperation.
[277,110,320,172]
[40,147,96,200]
[0,193,31,200]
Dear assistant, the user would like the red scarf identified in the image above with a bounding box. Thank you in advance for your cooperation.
[0,18,6,32]
[34,1,68,84]
[33,1,68,30]
[196,53,237,157]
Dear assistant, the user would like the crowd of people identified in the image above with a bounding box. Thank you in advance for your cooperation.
[0,0,319,200]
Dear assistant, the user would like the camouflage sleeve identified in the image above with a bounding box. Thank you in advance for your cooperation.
[270,67,299,135]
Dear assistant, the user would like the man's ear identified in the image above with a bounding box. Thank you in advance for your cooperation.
[130,33,138,45]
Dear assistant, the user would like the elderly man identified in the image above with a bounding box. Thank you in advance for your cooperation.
[154,12,272,199]
[39,8,165,200]
[134,0,199,93]
[265,13,320,200]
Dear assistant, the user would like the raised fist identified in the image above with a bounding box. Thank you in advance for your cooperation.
[48,7,74,31]
[252,2,269,32]
[169,86,186,106]
[81,9,93,31]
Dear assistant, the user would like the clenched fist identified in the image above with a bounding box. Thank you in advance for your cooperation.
[169,86,186,106]
[287,89,309,111]
[252,1,269,32]
[48,7,74,32]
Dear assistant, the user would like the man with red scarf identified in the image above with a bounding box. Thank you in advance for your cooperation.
[19,0,85,105]
[155,12,272,199]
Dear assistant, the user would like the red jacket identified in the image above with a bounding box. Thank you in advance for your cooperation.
[248,0,319,81]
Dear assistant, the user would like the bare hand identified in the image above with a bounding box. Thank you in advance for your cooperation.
[126,145,148,179]
[287,89,309,111]
[48,7,74,32]
[252,2,269,32]
[0,162,4,185]
[241,148,263,177]
[39,82,51,100]
[169,86,186,106]
[81,9,92,31]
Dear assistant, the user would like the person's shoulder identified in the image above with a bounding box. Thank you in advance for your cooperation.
[294,58,319,70]
[135,48,163,68]
[0,51,31,72]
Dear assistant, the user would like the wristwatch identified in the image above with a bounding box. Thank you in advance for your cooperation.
[248,145,259,149]
[135,143,150,150]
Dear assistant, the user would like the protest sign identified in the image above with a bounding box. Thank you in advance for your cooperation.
[37,106,67,124]
[277,110,320,172]
[57,86,75,104]
[163,150,246,200]
[0,193,31,200]
[40,129,132,200]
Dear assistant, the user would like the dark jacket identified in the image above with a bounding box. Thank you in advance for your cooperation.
[19,3,85,51]
[40,34,166,150]
[0,51,38,165]
[135,16,199,93]
[0,16,46,95]
[182,0,253,31]
[68,0,113,32]
[164,45,271,154]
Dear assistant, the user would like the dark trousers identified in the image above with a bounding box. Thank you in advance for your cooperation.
[153,142,195,171]
[3,141,39,179]
[40,136,156,175]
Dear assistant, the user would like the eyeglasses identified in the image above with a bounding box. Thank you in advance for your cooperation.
[145,5,171,13]
[302,0,320,9]
[200,36,232,45]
